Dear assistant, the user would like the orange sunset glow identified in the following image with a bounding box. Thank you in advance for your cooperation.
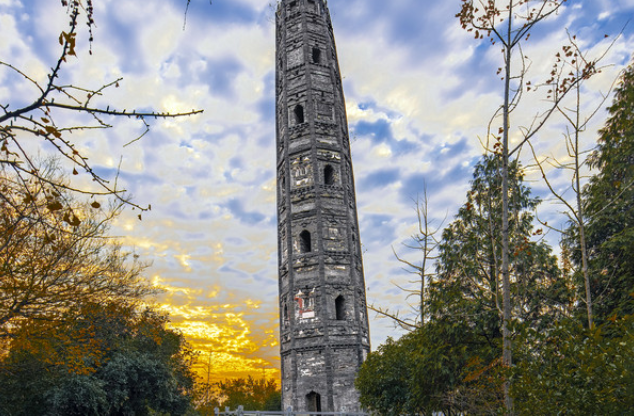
[151,275,281,383]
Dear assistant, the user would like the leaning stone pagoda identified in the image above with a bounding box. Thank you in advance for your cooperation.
[275,0,371,412]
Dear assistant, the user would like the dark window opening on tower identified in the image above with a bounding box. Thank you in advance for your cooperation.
[294,104,305,124]
[290,1,297,9]
[335,296,345,320]
[299,230,312,253]
[312,47,321,64]
[283,303,289,325]
[324,165,335,185]
[306,392,322,412]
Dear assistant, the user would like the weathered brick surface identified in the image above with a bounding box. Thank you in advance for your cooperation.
[276,0,370,412]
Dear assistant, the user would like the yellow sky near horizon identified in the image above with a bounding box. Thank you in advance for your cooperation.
[151,274,282,384]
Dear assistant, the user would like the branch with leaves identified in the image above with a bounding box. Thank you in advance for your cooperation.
[0,164,156,340]
[0,2,203,222]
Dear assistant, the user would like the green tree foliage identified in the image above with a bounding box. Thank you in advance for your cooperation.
[357,155,569,414]
[195,376,281,412]
[432,155,569,333]
[357,321,483,416]
[511,315,634,414]
[219,376,280,411]
[0,303,196,415]
[429,155,567,412]
[356,335,418,415]
[575,59,634,323]
[263,389,283,411]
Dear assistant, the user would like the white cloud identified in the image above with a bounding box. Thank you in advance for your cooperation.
[4,0,634,370]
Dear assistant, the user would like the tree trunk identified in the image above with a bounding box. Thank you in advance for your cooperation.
[501,4,513,414]
[575,82,593,328]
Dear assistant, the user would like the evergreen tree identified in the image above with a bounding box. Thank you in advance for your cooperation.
[426,154,569,411]
[579,59,634,323]
[431,155,568,332]
[357,155,570,414]
[511,315,634,414]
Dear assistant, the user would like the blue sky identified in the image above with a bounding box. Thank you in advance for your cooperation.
[2,0,633,380]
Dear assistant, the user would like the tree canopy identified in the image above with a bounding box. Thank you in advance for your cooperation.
[195,376,281,413]
[431,155,568,333]
[0,302,196,415]
[0,166,152,340]
[511,315,634,414]
[358,60,634,415]
[358,154,571,414]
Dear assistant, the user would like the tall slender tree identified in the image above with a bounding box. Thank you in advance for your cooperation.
[369,191,443,331]
[528,32,622,328]
[456,2,599,409]
[430,155,568,412]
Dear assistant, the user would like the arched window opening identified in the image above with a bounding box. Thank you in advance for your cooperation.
[283,303,289,325]
[294,104,305,125]
[312,47,321,64]
[289,0,297,9]
[324,165,335,185]
[335,296,346,321]
[299,230,312,253]
[306,391,322,412]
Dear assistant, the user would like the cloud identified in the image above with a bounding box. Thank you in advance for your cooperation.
[3,0,634,382]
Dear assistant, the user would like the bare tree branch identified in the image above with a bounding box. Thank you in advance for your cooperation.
[1,4,204,216]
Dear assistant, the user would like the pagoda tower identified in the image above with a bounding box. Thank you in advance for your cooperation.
[275,0,370,412]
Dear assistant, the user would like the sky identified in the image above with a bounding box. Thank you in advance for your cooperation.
[2,0,634,383]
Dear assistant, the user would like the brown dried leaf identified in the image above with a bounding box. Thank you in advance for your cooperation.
[47,201,63,211]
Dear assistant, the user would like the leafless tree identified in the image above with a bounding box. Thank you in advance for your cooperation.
[369,190,444,331]
[528,31,623,329]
